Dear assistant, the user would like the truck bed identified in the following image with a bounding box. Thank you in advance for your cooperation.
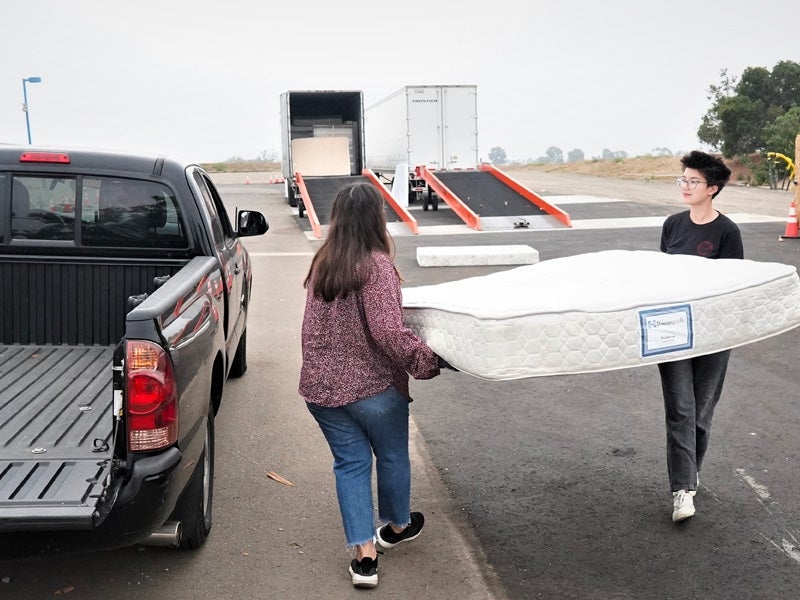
[0,345,115,530]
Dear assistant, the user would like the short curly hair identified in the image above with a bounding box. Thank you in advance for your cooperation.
[681,151,731,198]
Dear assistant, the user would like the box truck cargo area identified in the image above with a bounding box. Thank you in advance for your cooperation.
[280,90,366,209]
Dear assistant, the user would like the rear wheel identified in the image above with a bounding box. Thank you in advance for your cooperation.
[174,408,214,550]
[298,200,305,219]
[229,329,247,378]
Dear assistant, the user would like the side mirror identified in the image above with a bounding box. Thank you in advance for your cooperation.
[238,210,269,237]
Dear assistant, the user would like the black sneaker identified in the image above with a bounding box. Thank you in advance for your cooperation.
[375,512,425,550]
[349,556,378,588]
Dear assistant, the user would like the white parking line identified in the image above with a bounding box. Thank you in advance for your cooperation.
[735,468,771,501]
[762,532,800,566]
[541,195,627,204]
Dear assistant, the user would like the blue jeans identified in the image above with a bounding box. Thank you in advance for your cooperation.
[658,350,730,492]
[307,386,412,547]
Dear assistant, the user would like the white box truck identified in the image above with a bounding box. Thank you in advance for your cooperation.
[365,85,478,203]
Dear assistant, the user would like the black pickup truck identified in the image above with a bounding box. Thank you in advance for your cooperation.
[0,147,268,555]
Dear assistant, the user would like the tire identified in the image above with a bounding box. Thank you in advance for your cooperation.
[174,407,214,550]
[298,200,305,219]
[431,195,439,211]
[287,183,297,207]
[423,188,433,211]
[229,329,247,378]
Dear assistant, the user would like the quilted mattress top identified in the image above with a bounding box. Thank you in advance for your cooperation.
[402,250,796,318]
[402,250,800,379]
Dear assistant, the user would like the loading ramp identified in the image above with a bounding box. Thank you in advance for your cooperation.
[296,172,418,238]
[417,164,571,231]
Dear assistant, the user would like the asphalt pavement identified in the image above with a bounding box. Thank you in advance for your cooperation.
[2,171,799,600]
[221,172,800,600]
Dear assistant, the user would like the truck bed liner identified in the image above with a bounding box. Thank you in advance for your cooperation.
[0,345,115,529]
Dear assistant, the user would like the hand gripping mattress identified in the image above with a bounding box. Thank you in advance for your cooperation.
[402,250,800,380]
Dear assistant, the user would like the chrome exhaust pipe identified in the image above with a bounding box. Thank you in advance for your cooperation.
[142,521,182,547]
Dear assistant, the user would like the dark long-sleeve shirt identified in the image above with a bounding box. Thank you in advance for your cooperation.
[299,250,439,407]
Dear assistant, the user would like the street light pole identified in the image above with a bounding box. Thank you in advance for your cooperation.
[22,76,42,145]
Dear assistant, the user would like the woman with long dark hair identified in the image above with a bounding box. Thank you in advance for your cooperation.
[299,182,441,589]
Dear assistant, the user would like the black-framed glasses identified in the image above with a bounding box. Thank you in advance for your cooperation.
[676,177,708,190]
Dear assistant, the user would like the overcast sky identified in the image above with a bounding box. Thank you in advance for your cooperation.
[0,0,792,164]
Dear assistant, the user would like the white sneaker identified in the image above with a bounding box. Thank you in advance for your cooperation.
[672,490,696,522]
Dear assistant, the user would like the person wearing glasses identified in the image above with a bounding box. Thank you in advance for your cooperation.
[658,150,743,522]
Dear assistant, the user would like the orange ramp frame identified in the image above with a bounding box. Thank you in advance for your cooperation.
[295,173,322,238]
[479,163,572,227]
[362,169,418,235]
[416,165,482,230]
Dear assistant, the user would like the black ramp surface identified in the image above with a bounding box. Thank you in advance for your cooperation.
[435,170,549,217]
[302,176,363,225]
[407,203,464,227]
[299,176,406,233]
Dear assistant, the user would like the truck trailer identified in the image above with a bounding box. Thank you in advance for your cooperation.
[365,85,478,205]
[279,90,366,211]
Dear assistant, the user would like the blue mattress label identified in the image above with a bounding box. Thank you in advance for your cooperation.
[639,304,694,357]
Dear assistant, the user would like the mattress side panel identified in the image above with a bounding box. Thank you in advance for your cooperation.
[403,273,800,380]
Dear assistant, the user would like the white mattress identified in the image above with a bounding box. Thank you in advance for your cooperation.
[402,250,800,380]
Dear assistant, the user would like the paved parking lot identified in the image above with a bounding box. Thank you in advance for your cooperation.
[2,171,798,600]
[240,170,800,599]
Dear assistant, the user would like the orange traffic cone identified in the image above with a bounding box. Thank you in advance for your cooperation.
[780,201,799,240]
[245,177,251,185]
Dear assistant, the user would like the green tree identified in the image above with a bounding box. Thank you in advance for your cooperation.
[698,61,800,157]
[735,66,772,105]
[651,147,673,157]
[601,148,627,160]
[716,95,766,156]
[763,106,800,157]
[769,60,800,109]
[567,148,584,162]
[545,146,563,163]
[488,146,507,165]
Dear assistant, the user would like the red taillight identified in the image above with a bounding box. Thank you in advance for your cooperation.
[126,340,178,452]
[19,151,70,164]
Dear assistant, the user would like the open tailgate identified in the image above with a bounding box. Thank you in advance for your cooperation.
[0,345,117,530]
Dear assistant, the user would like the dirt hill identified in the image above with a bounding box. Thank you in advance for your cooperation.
[202,155,754,183]
[505,155,753,184]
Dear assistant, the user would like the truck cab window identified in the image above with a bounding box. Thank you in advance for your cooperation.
[192,172,233,249]
[11,176,76,241]
[81,178,188,248]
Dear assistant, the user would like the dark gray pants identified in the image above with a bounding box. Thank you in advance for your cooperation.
[657,350,731,492]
